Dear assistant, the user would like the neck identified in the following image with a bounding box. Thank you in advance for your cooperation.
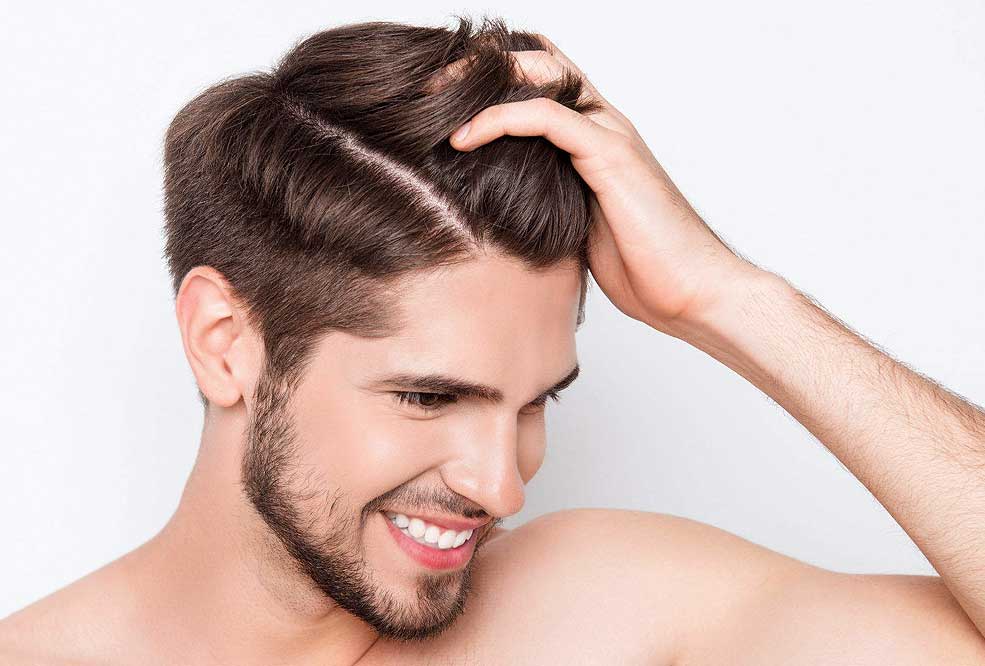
[126,404,380,665]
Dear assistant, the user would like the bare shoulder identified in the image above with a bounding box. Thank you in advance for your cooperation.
[387,507,800,665]
[401,508,985,666]
[0,556,143,666]
[0,595,91,666]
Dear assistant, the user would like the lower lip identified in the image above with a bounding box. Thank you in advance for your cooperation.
[382,512,478,570]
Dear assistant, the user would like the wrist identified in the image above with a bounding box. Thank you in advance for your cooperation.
[660,266,799,374]
[657,264,791,337]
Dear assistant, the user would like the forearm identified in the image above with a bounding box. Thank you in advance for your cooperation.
[673,268,985,636]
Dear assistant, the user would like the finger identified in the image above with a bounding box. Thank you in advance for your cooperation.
[426,46,608,108]
[426,45,637,140]
[525,35,642,135]
[450,96,619,162]
[525,35,610,106]
[423,54,476,93]
[504,51,634,137]
[586,195,629,293]
[506,51,612,109]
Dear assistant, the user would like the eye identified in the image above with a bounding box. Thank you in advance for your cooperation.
[392,391,457,412]
[391,390,563,414]
[520,390,562,415]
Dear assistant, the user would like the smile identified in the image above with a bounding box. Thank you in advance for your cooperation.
[381,511,477,570]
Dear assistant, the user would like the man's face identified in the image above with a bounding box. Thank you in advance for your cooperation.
[241,251,582,641]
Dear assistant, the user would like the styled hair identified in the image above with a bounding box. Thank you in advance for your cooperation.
[161,14,604,406]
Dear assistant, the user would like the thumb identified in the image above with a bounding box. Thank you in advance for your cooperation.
[585,195,645,323]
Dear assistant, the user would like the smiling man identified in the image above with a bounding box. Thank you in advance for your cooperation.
[4,13,985,666]
[228,250,583,645]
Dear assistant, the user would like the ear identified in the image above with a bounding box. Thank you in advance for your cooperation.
[174,266,260,408]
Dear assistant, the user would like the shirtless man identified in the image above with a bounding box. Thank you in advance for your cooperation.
[3,18,984,665]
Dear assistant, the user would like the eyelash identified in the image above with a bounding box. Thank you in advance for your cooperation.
[392,391,562,413]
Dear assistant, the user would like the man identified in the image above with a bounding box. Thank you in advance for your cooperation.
[3,15,984,665]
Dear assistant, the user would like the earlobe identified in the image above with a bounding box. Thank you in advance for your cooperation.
[174,266,252,408]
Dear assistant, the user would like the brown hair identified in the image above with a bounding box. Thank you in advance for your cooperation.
[161,14,604,406]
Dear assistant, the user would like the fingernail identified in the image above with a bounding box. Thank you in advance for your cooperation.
[452,120,471,143]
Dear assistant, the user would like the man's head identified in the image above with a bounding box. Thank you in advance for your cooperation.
[162,15,600,641]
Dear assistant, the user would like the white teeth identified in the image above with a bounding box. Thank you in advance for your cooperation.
[438,530,457,549]
[385,511,475,550]
[408,517,427,539]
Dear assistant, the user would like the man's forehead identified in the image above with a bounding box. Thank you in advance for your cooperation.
[384,252,582,328]
[314,254,582,389]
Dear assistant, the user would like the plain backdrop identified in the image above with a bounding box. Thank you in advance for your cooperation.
[2,0,983,618]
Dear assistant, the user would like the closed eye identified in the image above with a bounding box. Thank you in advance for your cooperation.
[392,390,561,414]
[392,391,457,411]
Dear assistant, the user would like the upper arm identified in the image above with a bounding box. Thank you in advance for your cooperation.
[504,509,985,665]
[656,521,985,666]
[690,570,985,665]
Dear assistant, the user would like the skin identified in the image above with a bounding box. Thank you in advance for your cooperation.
[3,32,985,666]
[0,251,581,665]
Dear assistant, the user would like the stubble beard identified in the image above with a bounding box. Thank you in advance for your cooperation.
[239,362,476,642]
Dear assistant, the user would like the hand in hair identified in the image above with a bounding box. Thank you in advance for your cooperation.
[439,33,767,340]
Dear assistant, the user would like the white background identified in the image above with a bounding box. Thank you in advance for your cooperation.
[2,1,983,617]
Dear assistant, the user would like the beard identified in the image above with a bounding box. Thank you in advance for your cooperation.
[239,362,478,642]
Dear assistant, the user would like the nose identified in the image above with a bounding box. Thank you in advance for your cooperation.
[440,412,526,520]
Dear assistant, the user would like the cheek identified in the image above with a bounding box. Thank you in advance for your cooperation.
[289,389,401,488]
[292,390,448,495]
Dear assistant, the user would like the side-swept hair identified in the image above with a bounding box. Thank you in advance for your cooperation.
[162,14,604,405]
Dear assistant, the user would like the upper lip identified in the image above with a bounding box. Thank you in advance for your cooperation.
[382,509,490,532]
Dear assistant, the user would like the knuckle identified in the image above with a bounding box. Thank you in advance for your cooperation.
[534,96,557,113]
[480,103,509,128]
[615,131,637,151]
[604,131,639,162]
[575,107,602,130]
[532,51,562,74]
[621,136,646,163]
[485,102,508,121]
[532,32,557,54]
[511,50,561,83]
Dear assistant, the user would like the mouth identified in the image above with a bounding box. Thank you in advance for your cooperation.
[380,511,478,571]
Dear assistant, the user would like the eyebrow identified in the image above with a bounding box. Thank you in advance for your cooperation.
[372,363,580,405]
